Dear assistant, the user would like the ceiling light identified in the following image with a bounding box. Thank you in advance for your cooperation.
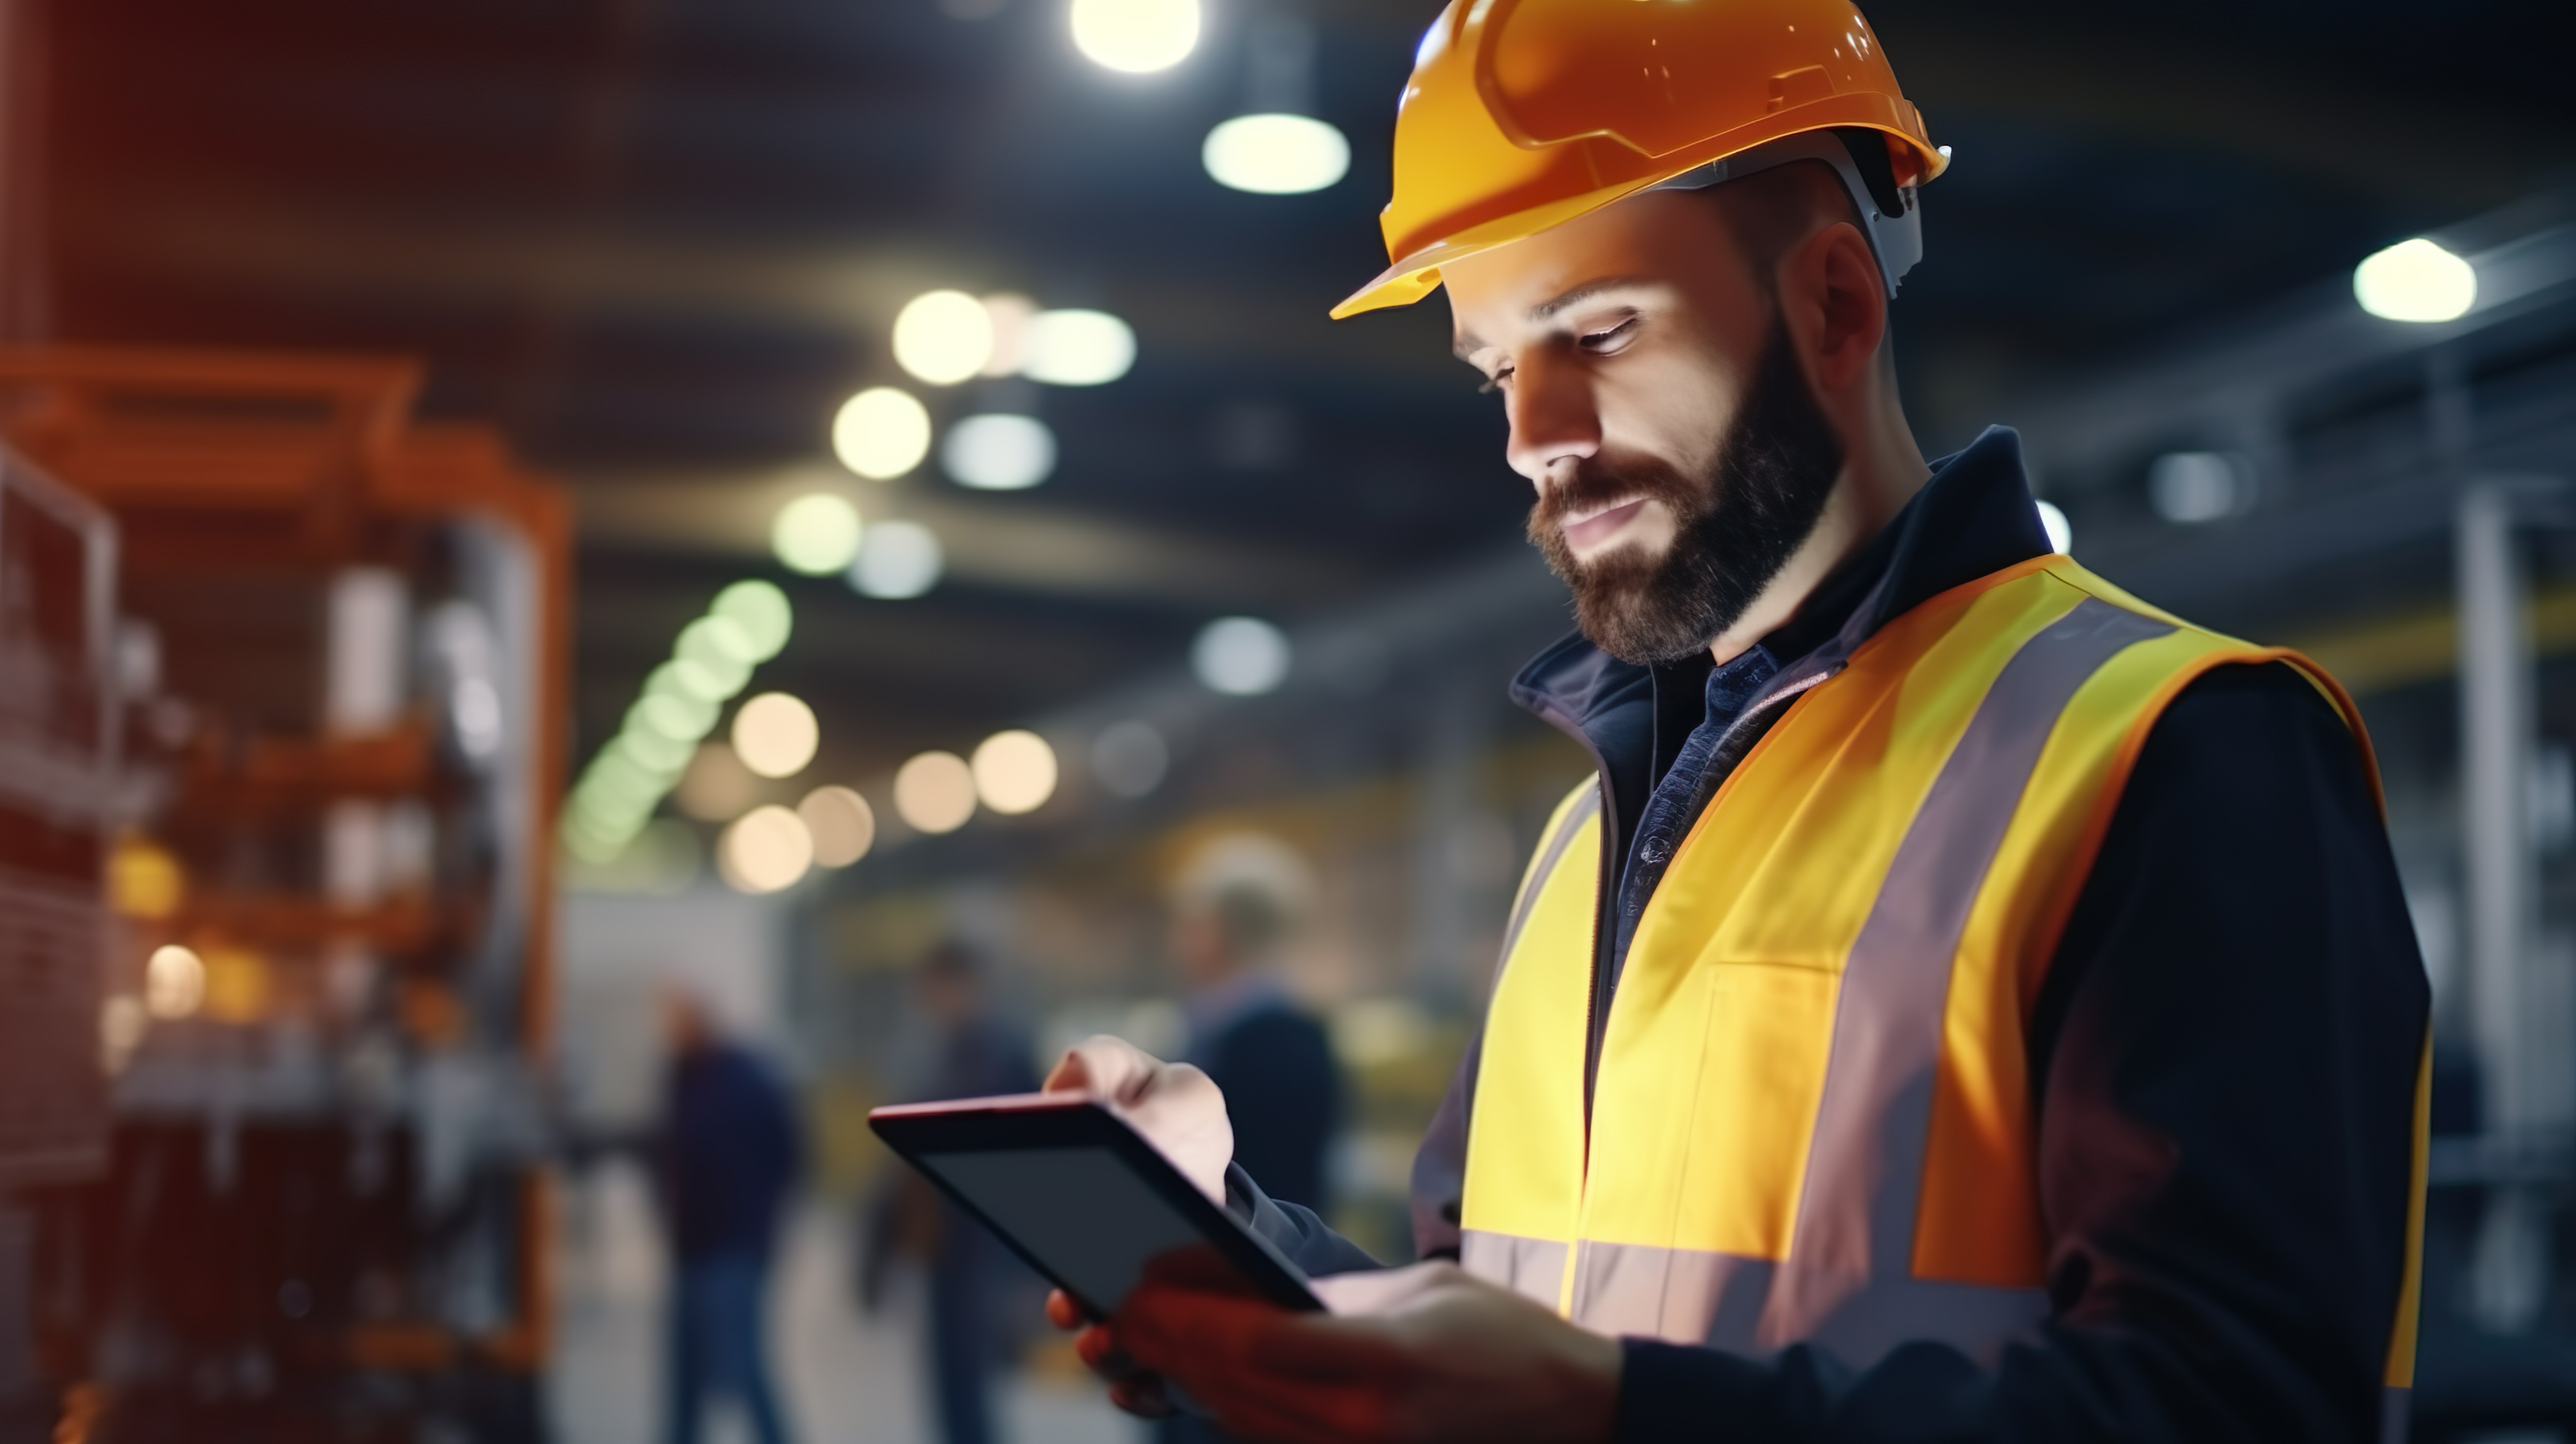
[629,691,718,744]
[893,289,995,385]
[1091,720,1169,798]
[798,786,877,868]
[677,742,764,822]
[981,294,1036,377]
[678,614,760,669]
[942,414,1058,491]
[2354,238,2476,324]
[146,944,206,1020]
[648,660,729,704]
[1024,310,1135,386]
[2148,452,2251,524]
[894,751,978,834]
[850,518,945,599]
[719,805,814,895]
[2036,500,2073,556]
[711,580,794,661]
[1192,616,1291,695]
[773,493,863,576]
[1070,0,1199,73]
[732,692,820,779]
[614,727,695,777]
[972,730,1059,814]
[833,387,934,480]
[1204,114,1350,195]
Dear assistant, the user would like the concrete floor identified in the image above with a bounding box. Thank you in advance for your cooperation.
[547,1160,1138,1444]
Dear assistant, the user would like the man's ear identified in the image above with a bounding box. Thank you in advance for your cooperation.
[1780,221,1887,397]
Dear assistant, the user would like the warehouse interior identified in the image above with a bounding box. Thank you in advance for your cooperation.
[0,0,2572,1440]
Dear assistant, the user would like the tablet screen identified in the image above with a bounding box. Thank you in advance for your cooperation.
[914,1145,1205,1314]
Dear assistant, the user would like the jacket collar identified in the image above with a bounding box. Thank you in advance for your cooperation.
[1509,425,2054,745]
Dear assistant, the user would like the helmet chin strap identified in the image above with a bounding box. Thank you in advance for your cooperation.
[1646,130,1925,299]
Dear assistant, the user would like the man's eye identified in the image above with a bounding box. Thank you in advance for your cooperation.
[1478,368,1514,396]
[1580,318,1640,351]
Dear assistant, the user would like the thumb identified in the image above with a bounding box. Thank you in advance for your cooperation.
[1044,1034,1159,1103]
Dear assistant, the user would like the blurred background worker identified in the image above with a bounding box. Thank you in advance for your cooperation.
[1171,835,1340,1214]
[659,993,802,1444]
[859,943,1040,1444]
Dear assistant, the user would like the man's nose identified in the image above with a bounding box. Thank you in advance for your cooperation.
[1502,351,1601,490]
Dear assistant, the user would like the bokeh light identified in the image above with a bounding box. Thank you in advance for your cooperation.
[833,387,934,479]
[647,658,730,705]
[732,692,820,779]
[145,943,206,1020]
[798,786,877,868]
[972,730,1059,814]
[941,414,1057,491]
[850,518,945,599]
[710,580,794,661]
[1024,310,1136,386]
[629,690,717,744]
[772,493,863,576]
[981,293,1036,376]
[1203,114,1350,195]
[892,289,995,384]
[894,750,978,834]
[718,804,814,894]
[677,741,764,822]
[1091,719,1169,799]
[2036,500,2074,555]
[2354,238,2477,323]
[1070,0,1200,73]
[1192,616,1291,695]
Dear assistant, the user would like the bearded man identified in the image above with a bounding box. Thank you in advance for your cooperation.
[1041,4,2431,1441]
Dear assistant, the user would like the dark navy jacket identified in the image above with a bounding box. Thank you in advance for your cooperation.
[663,1043,804,1262]
[1233,428,2430,1442]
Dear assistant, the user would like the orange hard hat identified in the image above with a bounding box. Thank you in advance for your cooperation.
[1331,0,1948,320]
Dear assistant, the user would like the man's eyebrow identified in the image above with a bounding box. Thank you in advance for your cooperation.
[1451,331,1490,363]
[1529,276,1651,323]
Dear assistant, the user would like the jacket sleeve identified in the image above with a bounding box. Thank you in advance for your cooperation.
[1615,661,2430,1442]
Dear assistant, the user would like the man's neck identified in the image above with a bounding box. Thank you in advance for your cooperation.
[1707,403,1929,665]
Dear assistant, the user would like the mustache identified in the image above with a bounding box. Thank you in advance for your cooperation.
[1528,454,1706,543]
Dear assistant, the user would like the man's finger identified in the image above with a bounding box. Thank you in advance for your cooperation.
[1045,1288,1084,1331]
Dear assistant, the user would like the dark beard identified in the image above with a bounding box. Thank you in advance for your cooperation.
[1527,319,1846,665]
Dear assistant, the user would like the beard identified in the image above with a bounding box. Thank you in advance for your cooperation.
[1527,319,1846,665]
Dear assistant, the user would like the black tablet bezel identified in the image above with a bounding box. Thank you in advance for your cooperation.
[869,1095,1323,1318]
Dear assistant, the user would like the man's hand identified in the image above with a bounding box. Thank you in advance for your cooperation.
[1043,1034,1232,1203]
[1070,1252,1623,1444]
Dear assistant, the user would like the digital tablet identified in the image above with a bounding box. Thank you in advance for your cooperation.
[869,1092,1324,1320]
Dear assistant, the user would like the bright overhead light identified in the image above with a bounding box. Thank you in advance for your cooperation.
[614,727,695,777]
[1024,310,1135,386]
[146,944,206,1020]
[1091,719,1168,798]
[773,493,863,576]
[851,518,945,600]
[798,786,877,868]
[711,580,794,661]
[629,691,718,744]
[972,730,1059,814]
[1070,0,1199,73]
[1204,114,1350,195]
[2148,452,2251,524]
[719,805,814,895]
[981,294,1036,377]
[834,387,934,480]
[893,289,995,385]
[677,741,764,822]
[648,659,730,706]
[732,692,820,779]
[2036,500,2073,556]
[678,613,760,670]
[2354,238,2476,324]
[894,750,978,834]
[942,414,1058,491]
[1192,616,1291,695]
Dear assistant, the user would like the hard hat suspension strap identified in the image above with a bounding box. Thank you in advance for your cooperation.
[1648,130,1925,299]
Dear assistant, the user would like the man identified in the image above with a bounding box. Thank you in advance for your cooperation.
[660,992,801,1444]
[1173,836,1340,1213]
[1045,2,2430,1441]
[859,943,1040,1444]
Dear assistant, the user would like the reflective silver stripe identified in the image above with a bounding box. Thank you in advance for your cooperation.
[1564,598,2173,1365]
[1460,1229,1570,1309]
[1497,783,1601,967]
[1767,597,2172,1363]
[2380,1387,2410,1444]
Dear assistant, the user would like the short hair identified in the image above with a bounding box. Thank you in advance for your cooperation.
[1706,158,1868,294]
[1208,881,1293,960]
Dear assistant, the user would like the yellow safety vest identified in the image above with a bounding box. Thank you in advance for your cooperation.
[1461,554,2429,1394]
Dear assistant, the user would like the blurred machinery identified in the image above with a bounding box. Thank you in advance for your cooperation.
[0,348,570,1441]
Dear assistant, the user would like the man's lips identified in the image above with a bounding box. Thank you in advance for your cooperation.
[1561,497,1648,553]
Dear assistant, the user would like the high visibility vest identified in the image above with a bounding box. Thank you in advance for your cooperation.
[1461,554,2428,1398]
